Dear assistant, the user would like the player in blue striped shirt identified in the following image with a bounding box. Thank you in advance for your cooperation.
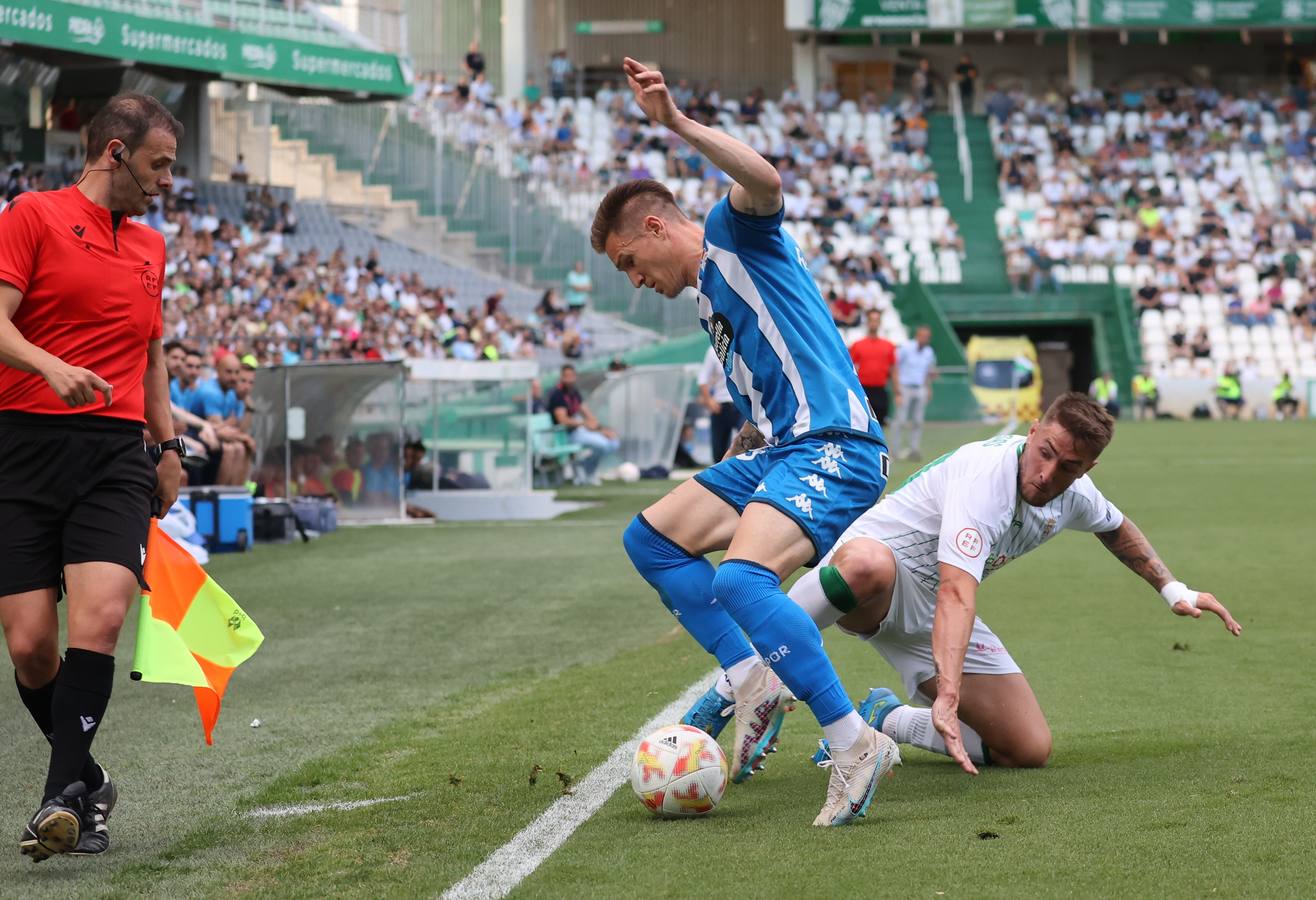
[593,58,897,826]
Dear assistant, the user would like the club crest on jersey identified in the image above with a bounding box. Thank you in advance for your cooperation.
[1041,517,1056,538]
[955,527,983,558]
[709,312,734,366]
[140,267,160,297]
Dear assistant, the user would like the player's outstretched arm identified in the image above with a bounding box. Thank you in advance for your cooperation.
[1095,517,1241,636]
[623,57,782,216]
[931,564,981,775]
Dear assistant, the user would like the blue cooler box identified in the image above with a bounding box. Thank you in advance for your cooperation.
[186,487,253,552]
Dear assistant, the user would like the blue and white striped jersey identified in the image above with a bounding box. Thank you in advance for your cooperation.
[696,195,882,447]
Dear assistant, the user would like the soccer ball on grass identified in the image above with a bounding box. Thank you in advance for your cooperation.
[630,723,728,818]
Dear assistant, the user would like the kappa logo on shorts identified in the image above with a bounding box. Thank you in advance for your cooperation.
[785,493,814,519]
[820,442,846,461]
[799,473,828,496]
[753,481,766,493]
[811,455,841,476]
[140,267,161,297]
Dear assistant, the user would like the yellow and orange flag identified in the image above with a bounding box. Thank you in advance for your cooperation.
[131,521,264,744]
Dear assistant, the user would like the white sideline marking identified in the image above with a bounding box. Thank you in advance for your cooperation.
[441,673,716,900]
[245,795,414,819]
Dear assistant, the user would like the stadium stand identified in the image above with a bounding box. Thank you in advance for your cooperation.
[407,80,973,348]
[987,85,1316,382]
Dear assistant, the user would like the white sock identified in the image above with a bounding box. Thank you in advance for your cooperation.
[788,567,846,631]
[880,705,988,765]
[821,710,866,753]
[723,656,761,695]
[712,669,734,701]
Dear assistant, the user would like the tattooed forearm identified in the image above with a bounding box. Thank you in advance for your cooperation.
[1096,517,1174,589]
[722,422,766,460]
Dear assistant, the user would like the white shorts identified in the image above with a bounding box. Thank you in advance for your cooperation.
[821,539,1022,704]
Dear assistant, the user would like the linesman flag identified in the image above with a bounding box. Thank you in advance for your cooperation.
[131,521,264,744]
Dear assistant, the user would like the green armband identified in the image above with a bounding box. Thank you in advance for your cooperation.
[818,565,857,614]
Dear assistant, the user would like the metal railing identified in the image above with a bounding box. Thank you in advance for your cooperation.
[414,101,698,338]
[949,82,973,204]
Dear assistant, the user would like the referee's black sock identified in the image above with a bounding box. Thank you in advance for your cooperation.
[15,664,105,792]
[43,649,114,802]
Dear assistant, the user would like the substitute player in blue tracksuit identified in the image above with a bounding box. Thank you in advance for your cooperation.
[591,58,898,826]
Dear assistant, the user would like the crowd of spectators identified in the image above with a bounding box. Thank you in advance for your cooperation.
[412,64,969,306]
[987,83,1316,378]
[155,189,600,366]
[1,153,597,367]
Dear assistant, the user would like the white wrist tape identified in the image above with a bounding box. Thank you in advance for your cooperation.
[1161,581,1199,610]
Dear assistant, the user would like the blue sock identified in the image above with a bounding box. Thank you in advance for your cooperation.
[712,559,854,727]
[622,515,755,670]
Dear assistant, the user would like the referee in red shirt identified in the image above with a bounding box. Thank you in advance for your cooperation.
[848,308,899,425]
[0,93,183,862]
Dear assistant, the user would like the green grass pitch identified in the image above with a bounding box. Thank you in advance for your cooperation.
[1,420,1313,898]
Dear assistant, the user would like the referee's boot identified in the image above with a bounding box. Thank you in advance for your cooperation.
[70,766,117,856]
[18,781,86,862]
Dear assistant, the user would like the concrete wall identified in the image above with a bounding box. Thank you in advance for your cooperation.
[1154,377,1313,420]
[406,0,504,86]
[529,0,797,101]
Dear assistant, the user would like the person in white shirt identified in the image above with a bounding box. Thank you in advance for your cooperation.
[697,345,744,462]
[891,325,937,460]
[702,393,1240,771]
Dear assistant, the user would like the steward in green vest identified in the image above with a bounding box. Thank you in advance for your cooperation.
[1273,371,1300,420]
[1133,369,1159,420]
[1215,366,1242,420]
[1090,372,1120,418]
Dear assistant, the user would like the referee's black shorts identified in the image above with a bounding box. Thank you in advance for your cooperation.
[0,412,155,596]
[863,384,891,425]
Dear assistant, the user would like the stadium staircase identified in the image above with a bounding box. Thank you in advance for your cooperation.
[208,101,655,362]
[915,114,1141,411]
[209,100,480,263]
[193,179,541,313]
[927,113,1010,294]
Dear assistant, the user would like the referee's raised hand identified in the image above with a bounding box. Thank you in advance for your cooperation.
[42,360,113,408]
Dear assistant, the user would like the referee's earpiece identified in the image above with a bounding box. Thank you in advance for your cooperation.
[108,144,156,198]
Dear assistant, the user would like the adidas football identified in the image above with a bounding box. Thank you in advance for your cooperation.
[630,723,728,818]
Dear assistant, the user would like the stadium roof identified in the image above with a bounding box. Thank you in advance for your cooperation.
[0,0,410,99]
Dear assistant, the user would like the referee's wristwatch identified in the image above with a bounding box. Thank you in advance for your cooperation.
[157,437,186,459]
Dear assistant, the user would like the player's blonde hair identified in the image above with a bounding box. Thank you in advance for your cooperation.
[1041,392,1115,455]
[590,179,684,253]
